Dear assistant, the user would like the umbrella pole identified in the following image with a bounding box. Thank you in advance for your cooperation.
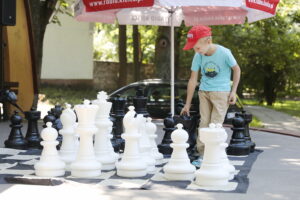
[170,9,175,116]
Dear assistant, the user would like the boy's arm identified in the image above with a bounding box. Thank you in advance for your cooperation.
[180,71,198,116]
[229,65,241,104]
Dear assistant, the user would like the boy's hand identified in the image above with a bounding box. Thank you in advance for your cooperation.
[228,92,237,105]
[180,104,191,116]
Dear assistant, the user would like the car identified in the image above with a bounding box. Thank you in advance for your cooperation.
[109,79,243,123]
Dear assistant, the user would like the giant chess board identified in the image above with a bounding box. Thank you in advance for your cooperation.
[0,148,262,193]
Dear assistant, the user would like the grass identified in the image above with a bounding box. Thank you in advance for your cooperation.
[40,85,98,106]
[242,99,300,118]
[250,116,264,128]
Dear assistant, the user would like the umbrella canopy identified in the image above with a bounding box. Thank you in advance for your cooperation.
[74,0,280,116]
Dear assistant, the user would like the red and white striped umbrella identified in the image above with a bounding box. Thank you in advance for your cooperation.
[74,0,280,115]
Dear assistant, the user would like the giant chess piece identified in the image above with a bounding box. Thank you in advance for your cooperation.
[173,115,198,156]
[93,91,118,170]
[59,104,77,170]
[220,142,235,180]
[34,122,65,177]
[50,105,64,143]
[145,117,163,165]
[70,100,101,177]
[133,87,149,117]
[116,106,147,177]
[158,113,176,157]
[5,111,28,150]
[25,108,41,149]
[227,113,251,156]
[43,111,56,128]
[110,95,126,152]
[195,124,230,186]
[240,110,256,152]
[163,124,196,180]
[137,114,156,173]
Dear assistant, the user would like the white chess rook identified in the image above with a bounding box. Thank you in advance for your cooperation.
[137,114,156,173]
[59,103,77,170]
[93,91,118,170]
[116,106,147,177]
[220,142,235,180]
[70,100,102,177]
[163,124,196,181]
[35,122,65,177]
[195,123,230,186]
[145,117,163,165]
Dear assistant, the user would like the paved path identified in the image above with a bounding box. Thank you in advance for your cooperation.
[244,105,300,135]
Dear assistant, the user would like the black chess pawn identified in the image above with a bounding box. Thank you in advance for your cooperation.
[133,87,149,117]
[5,111,28,149]
[158,113,176,157]
[240,110,256,152]
[25,108,42,149]
[110,95,126,152]
[227,113,251,156]
[173,115,198,156]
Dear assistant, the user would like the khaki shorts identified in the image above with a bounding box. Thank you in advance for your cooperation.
[196,91,230,155]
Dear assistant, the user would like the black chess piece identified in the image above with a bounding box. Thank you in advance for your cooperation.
[227,113,251,156]
[24,108,42,149]
[240,110,256,152]
[173,114,199,156]
[158,113,176,157]
[110,95,126,152]
[133,87,149,117]
[5,111,28,149]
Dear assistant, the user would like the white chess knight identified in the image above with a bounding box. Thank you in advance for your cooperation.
[70,100,102,177]
[116,106,147,177]
[163,124,196,181]
[34,122,65,177]
[93,91,117,170]
[59,103,77,170]
[137,114,156,173]
[195,123,230,186]
[145,117,163,165]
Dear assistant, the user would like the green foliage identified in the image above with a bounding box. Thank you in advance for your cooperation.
[94,23,157,63]
[250,116,264,128]
[40,85,98,106]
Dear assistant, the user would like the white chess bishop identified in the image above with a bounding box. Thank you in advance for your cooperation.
[116,106,147,177]
[70,100,102,177]
[34,122,65,177]
[195,123,230,186]
[145,117,163,165]
[163,123,196,181]
[59,103,77,170]
[93,91,117,170]
[137,114,156,173]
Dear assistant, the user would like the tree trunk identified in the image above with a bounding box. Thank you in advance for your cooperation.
[118,25,127,87]
[263,65,276,106]
[155,26,170,80]
[133,25,140,81]
[27,0,57,108]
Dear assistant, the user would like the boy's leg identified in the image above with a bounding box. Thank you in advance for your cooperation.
[210,92,230,124]
[197,91,212,156]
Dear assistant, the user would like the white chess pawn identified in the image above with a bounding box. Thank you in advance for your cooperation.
[163,124,196,181]
[35,122,65,177]
[93,91,117,170]
[116,106,147,177]
[137,114,156,173]
[59,103,77,170]
[145,117,163,165]
[70,100,102,177]
[195,123,230,186]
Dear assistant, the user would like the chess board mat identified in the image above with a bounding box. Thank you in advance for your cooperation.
[0,148,262,193]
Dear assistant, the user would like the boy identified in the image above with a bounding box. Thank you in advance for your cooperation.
[180,25,241,167]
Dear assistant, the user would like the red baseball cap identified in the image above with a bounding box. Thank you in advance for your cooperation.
[183,25,212,50]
